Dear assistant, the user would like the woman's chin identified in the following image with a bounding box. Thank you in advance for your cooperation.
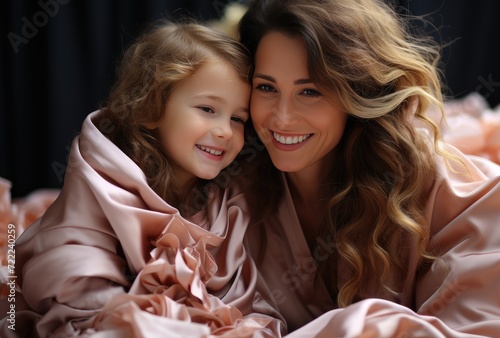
[269,158,303,173]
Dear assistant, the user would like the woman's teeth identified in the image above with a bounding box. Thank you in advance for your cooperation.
[273,132,312,145]
[198,145,223,156]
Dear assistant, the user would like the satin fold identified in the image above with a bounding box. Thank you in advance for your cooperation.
[1,105,499,337]
[0,111,284,338]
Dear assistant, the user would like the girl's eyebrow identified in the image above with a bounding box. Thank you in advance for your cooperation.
[253,73,313,85]
[192,94,224,102]
[193,94,249,113]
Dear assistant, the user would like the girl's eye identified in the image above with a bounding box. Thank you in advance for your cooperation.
[198,106,214,114]
[255,84,276,93]
[302,89,321,97]
[231,116,247,124]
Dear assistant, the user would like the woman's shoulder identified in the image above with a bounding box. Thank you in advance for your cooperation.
[426,142,500,237]
[412,144,500,335]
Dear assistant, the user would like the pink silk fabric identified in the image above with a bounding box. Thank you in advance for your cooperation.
[244,143,500,337]
[0,111,284,338]
[0,95,499,337]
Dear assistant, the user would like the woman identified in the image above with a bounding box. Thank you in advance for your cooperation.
[239,0,500,336]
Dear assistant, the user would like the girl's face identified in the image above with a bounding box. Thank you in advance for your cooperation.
[150,60,250,185]
[251,32,347,175]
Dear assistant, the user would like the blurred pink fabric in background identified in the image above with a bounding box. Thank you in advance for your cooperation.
[0,178,59,298]
[434,92,500,164]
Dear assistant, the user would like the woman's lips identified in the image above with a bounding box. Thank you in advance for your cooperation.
[270,130,313,151]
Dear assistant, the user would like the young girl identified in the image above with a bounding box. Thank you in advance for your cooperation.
[239,0,500,336]
[1,20,283,337]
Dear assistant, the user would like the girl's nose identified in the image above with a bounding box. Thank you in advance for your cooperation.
[213,118,233,139]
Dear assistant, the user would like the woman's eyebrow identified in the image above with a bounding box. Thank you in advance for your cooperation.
[253,73,313,85]
[294,79,313,85]
[253,73,276,83]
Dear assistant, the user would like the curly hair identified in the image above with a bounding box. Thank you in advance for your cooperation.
[94,19,251,215]
[239,0,452,306]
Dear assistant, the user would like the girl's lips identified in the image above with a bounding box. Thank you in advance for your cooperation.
[196,144,225,161]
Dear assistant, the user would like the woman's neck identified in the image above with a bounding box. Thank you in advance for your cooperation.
[286,169,323,205]
[285,153,335,251]
[285,150,335,203]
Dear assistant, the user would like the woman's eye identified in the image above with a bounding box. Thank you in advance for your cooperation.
[255,84,276,93]
[198,106,214,113]
[302,89,321,97]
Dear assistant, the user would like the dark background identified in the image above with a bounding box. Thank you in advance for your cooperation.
[1,0,500,198]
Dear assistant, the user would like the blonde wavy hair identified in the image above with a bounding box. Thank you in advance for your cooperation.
[239,0,452,307]
[94,19,251,215]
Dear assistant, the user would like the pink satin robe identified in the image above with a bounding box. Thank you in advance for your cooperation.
[0,111,284,338]
[1,109,499,337]
[244,143,500,337]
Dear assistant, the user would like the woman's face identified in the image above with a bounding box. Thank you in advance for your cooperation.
[251,32,347,174]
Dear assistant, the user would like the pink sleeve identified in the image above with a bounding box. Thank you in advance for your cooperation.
[414,152,500,336]
[286,299,481,338]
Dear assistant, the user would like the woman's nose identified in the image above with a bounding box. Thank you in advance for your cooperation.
[272,97,297,128]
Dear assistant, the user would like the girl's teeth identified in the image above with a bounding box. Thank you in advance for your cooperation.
[273,132,311,145]
[198,146,223,156]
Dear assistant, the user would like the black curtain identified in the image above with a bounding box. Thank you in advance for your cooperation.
[1,0,500,198]
[393,0,500,105]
